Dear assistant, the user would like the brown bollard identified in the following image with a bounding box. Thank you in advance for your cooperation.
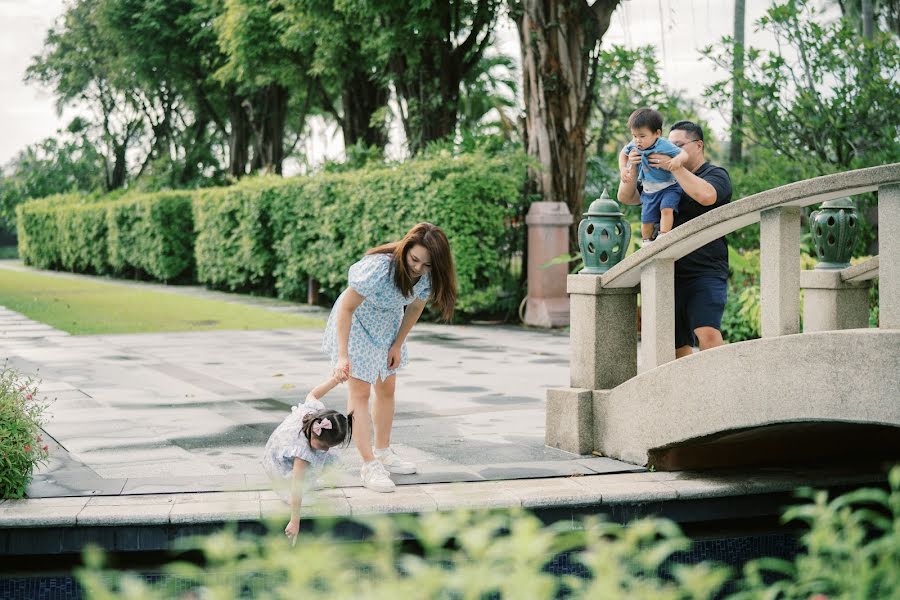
[524,202,573,327]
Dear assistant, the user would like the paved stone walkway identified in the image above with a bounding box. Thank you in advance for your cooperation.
[0,261,641,500]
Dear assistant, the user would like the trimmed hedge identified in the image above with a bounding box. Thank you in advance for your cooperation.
[17,150,529,319]
[107,192,194,281]
[18,192,195,282]
[193,151,529,317]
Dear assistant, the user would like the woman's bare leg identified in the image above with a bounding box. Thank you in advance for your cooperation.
[372,375,397,450]
[347,377,374,462]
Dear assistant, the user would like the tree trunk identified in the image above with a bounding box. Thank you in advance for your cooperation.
[394,39,462,154]
[862,0,874,38]
[729,0,746,164]
[244,84,288,175]
[228,90,250,178]
[263,84,288,175]
[341,66,389,150]
[109,142,128,190]
[516,0,620,248]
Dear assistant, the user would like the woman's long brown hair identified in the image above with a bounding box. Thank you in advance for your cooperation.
[367,222,457,321]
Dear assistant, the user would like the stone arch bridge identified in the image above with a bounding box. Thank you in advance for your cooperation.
[547,163,900,470]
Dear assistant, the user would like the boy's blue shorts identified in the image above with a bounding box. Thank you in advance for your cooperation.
[674,275,728,348]
[640,185,682,224]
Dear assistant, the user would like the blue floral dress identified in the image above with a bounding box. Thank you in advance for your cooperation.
[322,253,432,384]
[262,398,337,502]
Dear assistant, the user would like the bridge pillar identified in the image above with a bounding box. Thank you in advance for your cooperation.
[640,258,676,371]
[880,183,900,328]
[546,275,637,454]
[801,270,871,332]
[761,206,802,337]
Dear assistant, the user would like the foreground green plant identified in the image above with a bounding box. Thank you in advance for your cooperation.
[0,365,50,498]
[76,466,900,599]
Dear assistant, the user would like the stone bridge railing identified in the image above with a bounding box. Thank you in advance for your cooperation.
[546,163,900,467]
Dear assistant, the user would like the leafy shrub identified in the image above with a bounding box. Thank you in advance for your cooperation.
[195,150,529,318]
[734,466,900,599]
[18,149,531,319]
[76,466,900,599]
[18,191,195,281]
[0,365,50,499]
[107,192,195,281]
[15,193,82,270]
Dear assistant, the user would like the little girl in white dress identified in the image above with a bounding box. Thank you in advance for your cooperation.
[262,375,353,544]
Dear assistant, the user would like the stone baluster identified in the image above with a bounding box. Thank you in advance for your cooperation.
[639,258,675,372]
[760,206,801,337]
[880,184,900,329]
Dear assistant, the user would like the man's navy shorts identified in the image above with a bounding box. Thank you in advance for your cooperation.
[674,275,727,348]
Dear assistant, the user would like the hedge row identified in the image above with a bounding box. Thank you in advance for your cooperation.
[17,151,529,318]
[17,192,194,282]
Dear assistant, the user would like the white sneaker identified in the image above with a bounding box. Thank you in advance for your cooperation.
[375,447,417,474]
[641,239,654,247]
[360,460,395,493]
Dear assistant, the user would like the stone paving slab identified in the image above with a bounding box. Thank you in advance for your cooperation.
[0,467,889,529]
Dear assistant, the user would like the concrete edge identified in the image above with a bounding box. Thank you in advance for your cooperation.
[0,469,887,528]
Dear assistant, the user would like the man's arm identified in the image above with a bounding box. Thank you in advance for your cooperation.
[649,153,718,206]
[617,148,641,205]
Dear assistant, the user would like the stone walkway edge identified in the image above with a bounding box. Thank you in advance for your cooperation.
[0,468,884,528]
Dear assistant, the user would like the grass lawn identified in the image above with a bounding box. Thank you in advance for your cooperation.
[0,268,324,335]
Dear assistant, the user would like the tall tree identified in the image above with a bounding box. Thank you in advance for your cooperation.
[0,120,105,230]
[512,0,621,245]
[277,0,390,152]
[834,0,899,36]
[26,0,144,191]
[730,0,746,164]
[215,0,294,175]
[353,0,504,154]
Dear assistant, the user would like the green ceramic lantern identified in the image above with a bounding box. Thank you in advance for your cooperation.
[578,189,631,274]
[809,197,858,269]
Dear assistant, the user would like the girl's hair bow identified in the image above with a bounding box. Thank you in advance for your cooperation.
[312,418,333,436]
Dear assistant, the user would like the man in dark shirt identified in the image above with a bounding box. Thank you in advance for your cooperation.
[617,120,733,358]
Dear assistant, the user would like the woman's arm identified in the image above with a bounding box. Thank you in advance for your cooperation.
[387,299,426,369]
[285,458,308,545]
[334,289,365,381]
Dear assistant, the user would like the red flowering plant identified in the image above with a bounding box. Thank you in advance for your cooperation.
[1,364,51,498]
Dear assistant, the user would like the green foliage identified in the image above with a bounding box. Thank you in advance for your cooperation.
[703,0,900,169]
[0,131,105,231]
[721,247,820,343]
[76,509,730,599]
[76,467,900,599]
[15,194,83,270]
[197,150,530,318]
[17,192,195,281]
[17,150,527,320]
[0,365,51,499]
[734,466,900,599]
[107,192,195,281]
[193,178,280,294]
[721,247,762,342]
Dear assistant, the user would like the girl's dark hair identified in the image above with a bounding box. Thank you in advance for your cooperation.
[301,409,354,448]
[367,222,458,321]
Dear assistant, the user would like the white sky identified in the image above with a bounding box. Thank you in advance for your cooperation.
[0,0,794,168]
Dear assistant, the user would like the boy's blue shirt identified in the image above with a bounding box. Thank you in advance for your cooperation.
[622,137,682,185]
